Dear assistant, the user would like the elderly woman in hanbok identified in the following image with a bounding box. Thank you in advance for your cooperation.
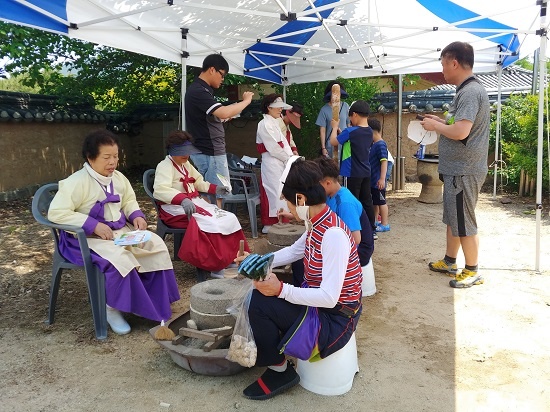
[48,130,180,335]
[256,94,294,234]
[153,130,250,278]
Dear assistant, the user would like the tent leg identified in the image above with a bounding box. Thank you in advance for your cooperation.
[535,1,547,272]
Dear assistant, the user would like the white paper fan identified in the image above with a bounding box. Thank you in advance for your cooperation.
[407,121,438,145]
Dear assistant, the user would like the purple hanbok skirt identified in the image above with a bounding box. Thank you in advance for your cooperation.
[58,232,180,322]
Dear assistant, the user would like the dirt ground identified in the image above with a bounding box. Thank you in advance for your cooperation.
[1,181,550,412]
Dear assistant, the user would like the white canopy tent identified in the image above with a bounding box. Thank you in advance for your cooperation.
[1,0,548,270]
[0,1,542,83]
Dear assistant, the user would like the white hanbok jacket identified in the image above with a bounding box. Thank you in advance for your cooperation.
[256,114,293,217]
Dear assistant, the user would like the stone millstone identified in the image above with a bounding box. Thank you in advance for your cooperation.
[267,223,305,246]
[189,278,251,330]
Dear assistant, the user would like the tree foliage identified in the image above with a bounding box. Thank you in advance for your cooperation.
[0,72,40,93]
[0,21,266,111]
[0,21,184,110]
[491,93,548,192]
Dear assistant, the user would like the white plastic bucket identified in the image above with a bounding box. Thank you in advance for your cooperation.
[362,259,376,296]
[297,333,359,396]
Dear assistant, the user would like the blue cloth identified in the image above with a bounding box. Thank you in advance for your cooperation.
[327,187,374,266]
[386,159,394,182]
[369,140,389,188]
[337,126,373,178]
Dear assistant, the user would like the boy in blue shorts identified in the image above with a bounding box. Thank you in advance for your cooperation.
[329,100,376,235]
[368,118,390,232]
[315,157,374,268]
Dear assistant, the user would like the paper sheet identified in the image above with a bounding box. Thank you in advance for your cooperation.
[240,155,258,165]
[216,173,232,189]
[114,230,152,246]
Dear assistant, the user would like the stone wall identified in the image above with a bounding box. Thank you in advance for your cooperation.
[0,113,435,200]
[0,123,135,200]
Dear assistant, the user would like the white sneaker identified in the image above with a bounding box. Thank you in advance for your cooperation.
[262,225,272,234]
[106,305,131,335]
[210,269,225,279]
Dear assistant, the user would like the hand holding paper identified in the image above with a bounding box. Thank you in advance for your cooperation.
[216,173,232,191]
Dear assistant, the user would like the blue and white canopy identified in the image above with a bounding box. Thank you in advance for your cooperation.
[0,0,544,85]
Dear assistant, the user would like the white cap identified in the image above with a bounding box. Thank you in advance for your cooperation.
[269,97,292,110]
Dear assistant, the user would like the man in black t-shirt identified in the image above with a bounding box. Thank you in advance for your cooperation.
[184,54,254,207]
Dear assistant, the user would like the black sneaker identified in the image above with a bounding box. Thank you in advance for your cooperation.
[243,361,300,400]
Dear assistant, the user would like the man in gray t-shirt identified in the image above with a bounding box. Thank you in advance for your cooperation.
[420,41,490,289]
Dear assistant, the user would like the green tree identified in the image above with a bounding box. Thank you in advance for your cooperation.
[0,73,40,93]
[491,93,548,192]
[0,22,181,110]
[0,22,255,111]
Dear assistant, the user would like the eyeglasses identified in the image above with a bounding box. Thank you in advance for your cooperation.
[216,69,227,79]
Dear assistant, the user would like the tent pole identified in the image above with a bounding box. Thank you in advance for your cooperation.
[492,64,503,200]
[535,0,547,272]
[181,28,188,130]
[282,65,287,101]
[532,49,540,94]
[181,58,187,130]
[394,74,404,191]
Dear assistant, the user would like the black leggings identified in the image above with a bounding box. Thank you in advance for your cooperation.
[345,176,376,231]
[248,290,305,366]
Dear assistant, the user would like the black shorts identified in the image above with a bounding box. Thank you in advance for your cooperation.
[371,187,386,206]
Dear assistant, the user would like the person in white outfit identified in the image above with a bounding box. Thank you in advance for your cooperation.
[256,94,294,234]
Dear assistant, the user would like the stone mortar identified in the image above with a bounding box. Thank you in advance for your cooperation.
[189,278,251,330]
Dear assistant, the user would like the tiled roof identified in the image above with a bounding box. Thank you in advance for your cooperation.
[0,91,108,123]
[429,66,535,92]
[374,66,540,114]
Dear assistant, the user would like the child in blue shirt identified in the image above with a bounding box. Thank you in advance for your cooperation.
[368,118,390,232]
[315,157,374,267]
[329,100,376,234]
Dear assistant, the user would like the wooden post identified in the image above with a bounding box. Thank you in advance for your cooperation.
[331,83,340,161]
[519,169,525,196]
[529,176,536,196]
